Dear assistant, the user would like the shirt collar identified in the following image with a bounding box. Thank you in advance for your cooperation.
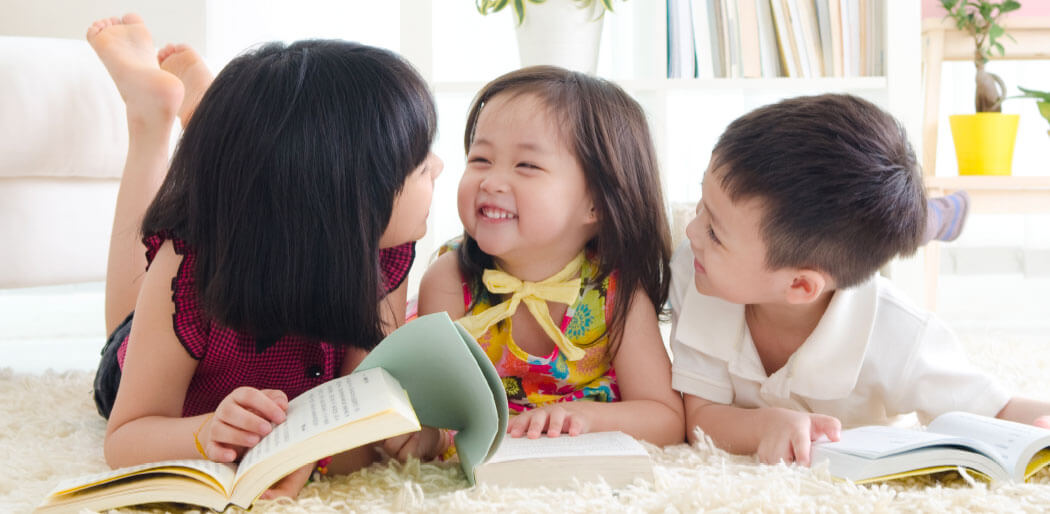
[675,277,879,400]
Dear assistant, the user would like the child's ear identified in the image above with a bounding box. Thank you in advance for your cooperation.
[585,203,599,224]
[784,270,831,304]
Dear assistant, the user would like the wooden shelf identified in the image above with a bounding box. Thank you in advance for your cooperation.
[925,176,1050,214]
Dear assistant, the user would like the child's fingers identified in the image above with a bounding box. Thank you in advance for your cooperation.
[204,439,239,463]
[790,429,812,466]
[545,409,567,437]
[506,417,522,437]
[567,415,586,436]
[757,438,786,465]
[229,387,287,425]
[810,414,842,442]
[210,418,265,448]
[260,389,290,410]
[1033,415,1050,429]
[526,411,549,439]
[216,404,274,439]
[383,433,412,458]
[397,433,423,461]
[507,414,530,438]
[260,463,313,499]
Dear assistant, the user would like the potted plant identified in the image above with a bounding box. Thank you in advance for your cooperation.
[941,0,1022,176]
[1014,86,1050,135]
[476,0,619,74]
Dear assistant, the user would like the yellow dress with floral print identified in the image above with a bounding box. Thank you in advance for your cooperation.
[444,241,620,414]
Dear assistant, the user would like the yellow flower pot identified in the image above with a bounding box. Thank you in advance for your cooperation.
[948,113,1019,176]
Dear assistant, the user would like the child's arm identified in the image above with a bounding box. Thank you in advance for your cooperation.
[507,289,687,446]
[105,242,288,468]
[417,251,469,320]
[684,393,841,466]
[997,397,1050,429]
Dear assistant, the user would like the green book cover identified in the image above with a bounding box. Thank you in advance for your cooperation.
[355,312,508,485]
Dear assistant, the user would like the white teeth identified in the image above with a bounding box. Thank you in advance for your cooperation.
[481,207,516,220]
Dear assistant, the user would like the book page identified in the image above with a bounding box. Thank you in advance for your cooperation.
[50,459,235,497]
[929,411,1050,479]
[814,425,996,461]
[234,367,401,483]
[485,431,647,465]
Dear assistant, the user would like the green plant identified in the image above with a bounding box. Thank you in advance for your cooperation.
[476,0,617,26]
[1014,86,1050,130]
[940,0,1022,112]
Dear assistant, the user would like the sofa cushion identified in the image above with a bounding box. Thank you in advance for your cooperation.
[0,36,127,180]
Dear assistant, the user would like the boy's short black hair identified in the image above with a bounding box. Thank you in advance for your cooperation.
[711,94,926,288]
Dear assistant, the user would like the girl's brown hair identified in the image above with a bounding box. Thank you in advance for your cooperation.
[458,66,671,353]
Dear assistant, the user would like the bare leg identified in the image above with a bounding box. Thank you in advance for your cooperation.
[158,43,214,129]
[88,13,185,335]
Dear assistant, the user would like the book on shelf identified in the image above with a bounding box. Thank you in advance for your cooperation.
[814,0,835,77]
[826,0,845,77]
[36,312,509,513]
[736,0,763,78]
[668,0,883,79]
[691,0,717,78]
[475,431,654,488]
[755,0,784,77]
[667,0,698,78]
[712,0,732,77]
[812,411,1050,484]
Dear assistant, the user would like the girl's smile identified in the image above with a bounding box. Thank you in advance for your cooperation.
[479,204,518,222]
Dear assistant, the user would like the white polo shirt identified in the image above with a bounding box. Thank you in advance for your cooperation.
[669,242,1010,428]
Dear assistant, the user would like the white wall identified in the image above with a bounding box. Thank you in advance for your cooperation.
[0,0,208,52]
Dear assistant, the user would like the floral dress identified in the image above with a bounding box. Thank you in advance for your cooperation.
[445,241,620,413]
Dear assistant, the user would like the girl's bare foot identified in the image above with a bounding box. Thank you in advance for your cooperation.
[158,44,214,129]
[86,13,183,130]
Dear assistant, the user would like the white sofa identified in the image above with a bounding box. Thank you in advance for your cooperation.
[0,36,128,288]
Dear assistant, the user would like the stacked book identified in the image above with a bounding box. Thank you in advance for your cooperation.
[667,0,885,78]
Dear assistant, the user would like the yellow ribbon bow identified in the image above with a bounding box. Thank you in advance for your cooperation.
[458,253,587,361]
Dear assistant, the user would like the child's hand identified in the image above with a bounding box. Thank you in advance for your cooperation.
[202,387,289,462]
[259,462,313,500]
[507,404,591,438]
[382,426,442,461]
[1034,415,1050,429]
[755,407,841,466]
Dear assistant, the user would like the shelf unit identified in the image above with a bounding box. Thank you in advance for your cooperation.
[397,0,925,302]
[401,0,922,157]
[919,17,1050,308]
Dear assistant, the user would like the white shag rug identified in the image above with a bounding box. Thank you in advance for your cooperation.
[4,326,1050,513]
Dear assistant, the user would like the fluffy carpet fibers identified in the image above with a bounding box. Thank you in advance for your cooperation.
[4,327,1050,513]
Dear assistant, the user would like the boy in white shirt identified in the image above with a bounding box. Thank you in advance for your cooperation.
[671,94,1050,466]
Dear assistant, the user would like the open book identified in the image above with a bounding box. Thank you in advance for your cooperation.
[474,430,653,488]
[36,312,508,512]
[812,411,1050,484]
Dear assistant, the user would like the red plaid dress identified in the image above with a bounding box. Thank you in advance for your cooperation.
[115,234,415,417]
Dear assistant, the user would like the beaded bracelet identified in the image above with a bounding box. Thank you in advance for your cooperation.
[438,428,458,462]
[315,456,333,476]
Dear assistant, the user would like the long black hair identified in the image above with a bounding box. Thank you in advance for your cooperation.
[459,66,671,354]
[142,40,436,348]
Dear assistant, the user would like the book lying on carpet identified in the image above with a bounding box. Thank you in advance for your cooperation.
[811,411,1050,484]
[474,430,653,488]
[36,312,508,513]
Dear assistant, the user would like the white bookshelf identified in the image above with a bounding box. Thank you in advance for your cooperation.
[396,0,924,302]
[400,0,920,191]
